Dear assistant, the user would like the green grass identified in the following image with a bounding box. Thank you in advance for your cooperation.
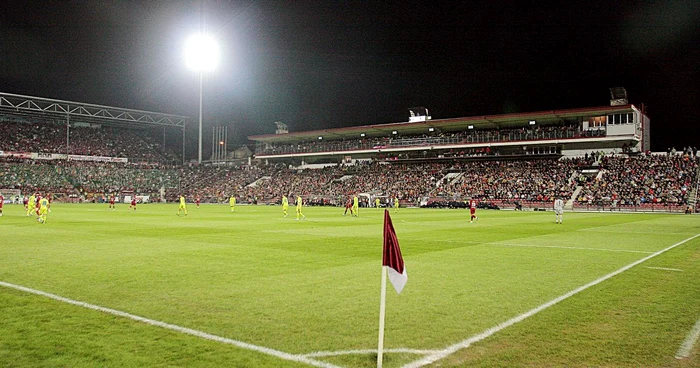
[0,203,699,367]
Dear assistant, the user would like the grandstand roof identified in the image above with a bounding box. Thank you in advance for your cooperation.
[248,105,637,143]
[0,92,189,129]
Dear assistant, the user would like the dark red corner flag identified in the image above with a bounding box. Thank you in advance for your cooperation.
[383,210,407,294]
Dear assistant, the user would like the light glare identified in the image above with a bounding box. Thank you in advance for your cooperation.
[184,33,220,71]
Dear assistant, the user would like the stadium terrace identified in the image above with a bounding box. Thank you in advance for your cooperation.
[1,89,698,214]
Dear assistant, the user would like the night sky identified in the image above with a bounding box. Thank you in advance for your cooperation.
[1,0,699,157]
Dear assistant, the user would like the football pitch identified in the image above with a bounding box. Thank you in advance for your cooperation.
[1,203,699,367]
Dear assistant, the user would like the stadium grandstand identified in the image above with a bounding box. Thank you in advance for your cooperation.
[2,88,699,213]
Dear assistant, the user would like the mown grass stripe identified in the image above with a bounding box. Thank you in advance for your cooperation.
[0,281,341,368]
[403,233,700,368]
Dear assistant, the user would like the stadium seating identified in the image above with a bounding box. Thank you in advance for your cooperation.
[1,119,698,213]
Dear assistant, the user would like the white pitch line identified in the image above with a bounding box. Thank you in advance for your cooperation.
[302,348,440,358]
[0,281,340,368]
[645,266,684,272]
[403,233,700,368]
[676,316,700,359]
[491,243,654,254]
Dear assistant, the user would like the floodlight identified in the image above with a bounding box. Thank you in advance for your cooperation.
[529,120,536,125]
[318,136,323,140]
[184,32,220,163]
[360,133,366,137]
[468,125,474,129]
[428,127,434,132]
[392,131,397,135]
[184,33,220,72]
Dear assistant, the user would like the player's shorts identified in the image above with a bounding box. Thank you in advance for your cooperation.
[39,208,47,216]
[554,208,563,215]
[179,204,186,209]
[470,208,476,214]
[283,205,289,210]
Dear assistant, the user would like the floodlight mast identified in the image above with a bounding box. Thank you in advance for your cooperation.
[184,33,219,163]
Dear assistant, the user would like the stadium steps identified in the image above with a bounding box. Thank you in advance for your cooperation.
[247,176,271,188]
[688,165,700,208]
[427,172,462,196]
[566,186,582,210]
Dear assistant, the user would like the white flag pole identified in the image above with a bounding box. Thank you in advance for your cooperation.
[377,265,388,368]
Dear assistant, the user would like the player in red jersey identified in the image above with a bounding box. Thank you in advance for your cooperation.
[195,196,201,208]
[129,197,137,210]
[35,193,42,216]
[46,193,52,213]
[0,193,4,217]
[469,199,478,223]
[343,197,353,216]
[23,195,28,210]
[109,194,116,210]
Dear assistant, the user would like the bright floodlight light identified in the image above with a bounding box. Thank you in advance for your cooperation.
[184,33,220,71]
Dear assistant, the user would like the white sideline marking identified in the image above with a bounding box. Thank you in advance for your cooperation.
[403,233,700,368]
[645,266,684,272]
[302,348,440,358]
[676,316,700,359]
[491,242,654,254]
[0,281,341,368]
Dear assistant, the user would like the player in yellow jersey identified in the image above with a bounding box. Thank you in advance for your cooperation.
[27,193,36,216]
[177,194,188,216]
[26,193,37,217]
[393,196,400,212]
[282,194,289,217]
[229,195,236,212]
[296,195,305,220]
[352,194,359,217]
[375,197,381,208]
[37,196,49,224]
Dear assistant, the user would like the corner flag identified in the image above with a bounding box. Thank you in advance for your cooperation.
[383,210,407,294]
[377,209,407,367]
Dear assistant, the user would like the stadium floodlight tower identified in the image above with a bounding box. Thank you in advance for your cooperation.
[184,32,220,163]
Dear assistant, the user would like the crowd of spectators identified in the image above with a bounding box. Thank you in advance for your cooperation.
[256,123,598,156]
[434,159,582,203]
[576,154,697,206]
[1,133,698,211]
[0,121,177,163]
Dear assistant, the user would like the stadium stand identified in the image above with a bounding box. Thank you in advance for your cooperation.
[0,121,177,163]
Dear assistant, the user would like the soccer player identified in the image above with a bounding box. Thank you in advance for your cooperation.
[469,198,478,223]
[178,194,188,216]
[282,194,289,217]
[554,197,564,224]
[37,195,49,224]
[352,194,359,217]
[229,195,236,212]
[26,193,37,217]
[375,197,381,208]
[343,197,353,216]
[129,197,137,210]
[47,193,52,213]
[108,194,116,210]
[393,196,400,212]
[195,196,201,208]
[22,195,28,211]
[0,192,4,217]
[296,195,305,220]
[34,193,42,217]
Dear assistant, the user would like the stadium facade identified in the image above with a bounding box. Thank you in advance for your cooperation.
[249,103,649,165]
